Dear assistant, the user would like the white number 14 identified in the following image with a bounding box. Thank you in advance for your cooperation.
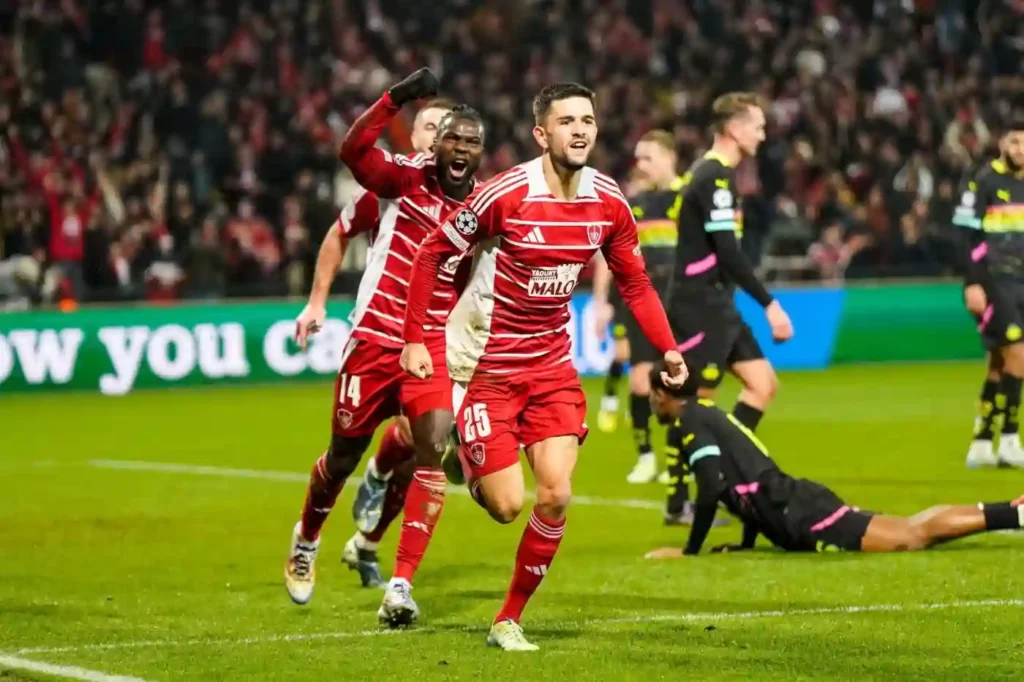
[339,373,362,407]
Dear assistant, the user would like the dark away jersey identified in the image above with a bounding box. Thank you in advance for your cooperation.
[672,400,801,550]
[672,152,742,289]
[631,176,683,271]
[953,159,1024,282]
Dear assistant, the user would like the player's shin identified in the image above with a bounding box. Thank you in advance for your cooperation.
[732,401,765,431]
[374,420,416,476]
[974,375,1002,441]
[300,435,371,541]
[364,461,414,544]
[664,436,691,522]
[1000,374,1022,438]
[392,467,446,583]
[495,507,566,624]
[626,394,657,483]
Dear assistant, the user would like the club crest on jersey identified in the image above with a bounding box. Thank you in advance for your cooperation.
[587,224,602,245]
[454,209,478,236]
[528,263,583,298]
[336,409,354,430]
[469,443,486,466]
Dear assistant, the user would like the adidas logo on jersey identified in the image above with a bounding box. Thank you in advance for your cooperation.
[523,227,546,244]
[528,263,583,297]
[423,204,442,221]
[525,564,548,576]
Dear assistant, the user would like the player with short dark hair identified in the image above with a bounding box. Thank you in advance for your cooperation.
[285,70,485,619]
[592,130,682,484]
[663,91,792,522]
[401,82,688,650]
[643,365,1024,557]
[957,117,1024,468]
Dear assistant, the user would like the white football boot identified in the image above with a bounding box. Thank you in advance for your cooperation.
[998,433,1024,468]
[487,619,539,651]
[284,522,319,605]
[626,453,658,484]
[378,578,419,628]
[966,440,999,469]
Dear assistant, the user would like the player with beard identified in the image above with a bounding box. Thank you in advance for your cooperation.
[284,70,486,619]
[400,83,689,650]
[291,96,454,589]
[957,118,1024,469]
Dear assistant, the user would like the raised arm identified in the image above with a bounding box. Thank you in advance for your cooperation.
[338,68,440,198]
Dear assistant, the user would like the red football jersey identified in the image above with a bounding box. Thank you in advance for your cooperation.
[404,156,676,381]
[339,97,471,350]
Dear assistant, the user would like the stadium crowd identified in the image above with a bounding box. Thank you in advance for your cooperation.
[0,0,1022,307]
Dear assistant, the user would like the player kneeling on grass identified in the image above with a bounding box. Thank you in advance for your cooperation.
[642,364,1024,558]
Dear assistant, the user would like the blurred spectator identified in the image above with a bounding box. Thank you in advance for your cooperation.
[1,0,1023,308]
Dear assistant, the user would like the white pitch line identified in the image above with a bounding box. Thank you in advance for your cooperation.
[10,599,1023,657]
[86,459,664,510]
[0,655,146,682]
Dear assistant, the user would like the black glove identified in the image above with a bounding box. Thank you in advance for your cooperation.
[709,543,749,554]
[388,68,440,106]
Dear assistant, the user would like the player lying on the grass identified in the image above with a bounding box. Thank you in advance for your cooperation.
[957,117,1024,469]
[592,131,684,486]
[642,364,1024,557]
[401,83,689,650]
[285,70,485,623]
[292,96,455,589]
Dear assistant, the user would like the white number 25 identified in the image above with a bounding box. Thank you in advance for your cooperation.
[462,403,491,442]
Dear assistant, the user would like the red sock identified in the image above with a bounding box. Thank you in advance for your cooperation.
[393,467,447,582]
[373,422,415,477]
[299,452,348,541]
[363,468,413,543]
[495,509,566,624]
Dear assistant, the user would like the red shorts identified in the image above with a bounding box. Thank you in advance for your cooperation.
[332,339,452,437]
[456,368,588,478]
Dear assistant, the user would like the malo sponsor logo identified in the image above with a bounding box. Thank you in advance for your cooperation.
[527,264,583,298]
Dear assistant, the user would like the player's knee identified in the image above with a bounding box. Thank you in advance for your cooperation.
[487,494,524,525]
[892,523,930,552]
[535,481,572,518]
[410,412,454,467]
[326,433,370,479]
[629,363,653,395]
[1002,344,1024,376]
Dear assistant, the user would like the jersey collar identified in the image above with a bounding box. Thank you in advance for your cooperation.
[526,156,599,199]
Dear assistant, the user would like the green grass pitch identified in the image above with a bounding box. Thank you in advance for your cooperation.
[2,361,1024,681]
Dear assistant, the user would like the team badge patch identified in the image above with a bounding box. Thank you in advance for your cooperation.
[587,224,602,245]
[702,363,721,382]
[469,443,486,466]
[713,188,733,208]
[1007,324,1022,342]
[454,209,478,236]
[336,409,354,430]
